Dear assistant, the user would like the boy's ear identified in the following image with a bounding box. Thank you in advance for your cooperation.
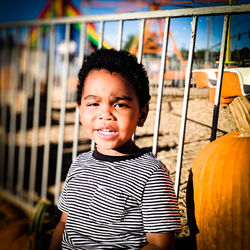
[137,104,149,127]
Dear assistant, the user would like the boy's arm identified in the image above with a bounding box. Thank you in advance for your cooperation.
[141,168,181,250]
[141,233,175,250]
[49,212,68,250]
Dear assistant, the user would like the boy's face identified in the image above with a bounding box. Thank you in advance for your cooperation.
[78,69,147,156]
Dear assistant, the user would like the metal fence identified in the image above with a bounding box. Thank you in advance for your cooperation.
[0,4,250,216]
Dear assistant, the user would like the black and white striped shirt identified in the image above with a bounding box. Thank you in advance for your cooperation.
[58,149,182,249]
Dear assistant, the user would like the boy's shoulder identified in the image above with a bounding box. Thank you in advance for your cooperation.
[136,150,168,173]
[139,150,164,166]
[75,150,93,161]
[66,151,93,177]
[107,150,168,174]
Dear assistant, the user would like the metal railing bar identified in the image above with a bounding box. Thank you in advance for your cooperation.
[132,19,145,142]
[117,20,124,51]
[0,4,249,27]
[98,21,104,49]
[41,25,55,200]
[137,19,145,64]
[28,26,42,206]
[73,105,80,160]
[152,17,170,156]
[54,23,70,204]
[210,14,229,142]
[16,27,31,195]
[7,28,20,192]
[72,23,86,161]
[0,29,8,188]
[174,16,198,197]
[90,21,104,151]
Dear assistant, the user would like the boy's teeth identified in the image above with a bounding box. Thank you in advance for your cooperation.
[99,129,116,135]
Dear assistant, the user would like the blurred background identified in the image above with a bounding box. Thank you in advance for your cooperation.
[0,1,250,250]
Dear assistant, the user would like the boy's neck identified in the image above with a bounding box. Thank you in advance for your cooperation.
[96,140,140,156]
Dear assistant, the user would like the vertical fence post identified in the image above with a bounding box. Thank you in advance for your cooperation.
[6,28,14,191]
[16,27,31,195]
[98,21,104,49]
[90,21,104,151]
[28,25,42,205]
[0,28,8,188]
[132,19,145,142]
[174,16,198,197]
[54,23,70,204]
[152,17,170,155]
[117,20,124,51]
[137,19,145,64]
[41,24,55,200]
[210,14,229,142]
[72,23,86,161]
[8,28,20,191]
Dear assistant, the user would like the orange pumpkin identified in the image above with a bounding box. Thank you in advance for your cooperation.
[192,96,250,250]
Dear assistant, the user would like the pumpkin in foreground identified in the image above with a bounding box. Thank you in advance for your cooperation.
[192,96,250,250]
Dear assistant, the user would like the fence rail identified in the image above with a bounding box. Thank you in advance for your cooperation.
[0,4,250,216]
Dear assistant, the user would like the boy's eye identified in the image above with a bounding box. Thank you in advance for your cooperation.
[114,103,129,109]
[87,103,99,107]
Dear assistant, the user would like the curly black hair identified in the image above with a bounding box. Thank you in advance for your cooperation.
[77,49,151,108]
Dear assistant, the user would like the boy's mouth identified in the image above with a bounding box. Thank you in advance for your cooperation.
[96,129,117,135]
[95,128,118,140]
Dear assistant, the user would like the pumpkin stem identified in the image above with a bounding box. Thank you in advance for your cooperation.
[229,96,250,137]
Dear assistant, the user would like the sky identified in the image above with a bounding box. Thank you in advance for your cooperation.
[0,0,250,52]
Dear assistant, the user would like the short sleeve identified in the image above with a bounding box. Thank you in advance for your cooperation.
[57,166,73,213]
[142,166,182,233]
[57,180,68,213]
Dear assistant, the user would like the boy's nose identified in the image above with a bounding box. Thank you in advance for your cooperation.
[98,106,115,120]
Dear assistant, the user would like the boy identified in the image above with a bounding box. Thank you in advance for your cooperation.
[49,49,181,250]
